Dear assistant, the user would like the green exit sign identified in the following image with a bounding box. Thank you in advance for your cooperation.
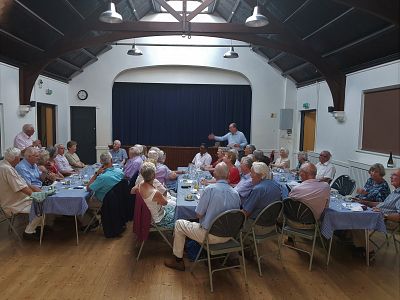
[303,102,310,109]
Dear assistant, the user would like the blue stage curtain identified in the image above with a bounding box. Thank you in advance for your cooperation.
[112,82,252,147]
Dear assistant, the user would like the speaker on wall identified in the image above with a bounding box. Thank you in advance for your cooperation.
[279,108,293,130]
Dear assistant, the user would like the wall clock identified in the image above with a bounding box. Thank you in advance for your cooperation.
[77,89,88,100]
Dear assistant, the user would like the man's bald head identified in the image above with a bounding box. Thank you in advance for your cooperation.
[299,162,317,181]
[214,162,229,180]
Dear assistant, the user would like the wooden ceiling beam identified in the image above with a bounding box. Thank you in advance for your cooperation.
[127,0,141,20]
[244,0,346,111]
[14,0,64,36]
[80,48,96,59]
[322,24,396,58]
[91,20,281,34]
[154,0,183,22]
[56,58,81,71]
[187,0,215,22]
[331,0,399,26]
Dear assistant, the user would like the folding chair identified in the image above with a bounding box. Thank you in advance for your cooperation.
[190,209,247,292]
[243,201,283,276]
[279,198,326,271]
[331,175,356,196]
[369,221,400,254]
[0,206,22,241]
[134,193,173,261]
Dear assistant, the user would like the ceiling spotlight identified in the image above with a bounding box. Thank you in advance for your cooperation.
[99,2,123,23]
[127,44,143,56]
[223,46,239,59]
[245,6,269,27]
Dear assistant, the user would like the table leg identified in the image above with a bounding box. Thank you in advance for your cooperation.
[365,229,369,267]
[40,214,46,246]
[75,215,79,246]
[327,236,333,266]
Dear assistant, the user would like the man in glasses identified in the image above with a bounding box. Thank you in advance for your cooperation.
[315,150,336,183]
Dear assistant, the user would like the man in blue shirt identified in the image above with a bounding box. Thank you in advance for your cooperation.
[242,162,282,219]
[109,140,128,165]
[208,123,248,150]
[234,156,254,203]
[15,147,45,192]
[164,162,240,271]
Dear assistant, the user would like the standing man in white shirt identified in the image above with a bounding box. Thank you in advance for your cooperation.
[192,143,212,168]
[13,124,35,152]
[316,150,336,183]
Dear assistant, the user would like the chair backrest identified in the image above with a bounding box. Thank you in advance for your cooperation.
[254,201,283,227]
[128,171,139,190]
[208,209,245,238]
[282,198,316,225]
[331,175,356,196]
[133,193,152,242]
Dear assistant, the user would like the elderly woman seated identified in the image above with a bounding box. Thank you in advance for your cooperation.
[46,147,64,180]
[354,163,390,202]
[123,146,143,179]
[271,147,290,169]
[37,150,62,185]
[293,151,308,171]
[138,162,176,229]
[244,144,256,156]
[65,140,85,170]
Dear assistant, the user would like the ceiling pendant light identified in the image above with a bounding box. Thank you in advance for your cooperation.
[224,43,239,59]
[245,5,269,27]
[127,42,143,56]
[99,1,123,23]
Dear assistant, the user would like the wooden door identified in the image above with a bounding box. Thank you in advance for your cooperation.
[300,110,316,152]
[37,103,56,147]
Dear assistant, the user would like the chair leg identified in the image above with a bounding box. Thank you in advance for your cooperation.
[365,230,370,267]
[206,243,213,293]
[8,219,22,242]
[83,214,97,234]
[327,237,333,266]
[9,214,15,233]
[156,228,172,249]
[240,232,247,285]
[252,230,262,277]
[39,214,46,246]
[75,215,79,246]
[136,241,145,261]
[308,230,317,271]
[393,234,399,253]
[190,245,205,273]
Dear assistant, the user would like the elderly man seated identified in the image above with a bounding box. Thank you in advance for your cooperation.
[79,152,124,230]
[54,143,75,176]
[13,124,35,152]
[164,162,240,271]
[244,144,256,156]
[316,150,336,183]
[15,147,47,192]
[352,168,400,256]
[0,148,44,240]
[110,139,128,165]
[242,162,282,220]
[288,162,330,222]
[123,146,143,179]
[192,143,212,169]
[234,156,254,203]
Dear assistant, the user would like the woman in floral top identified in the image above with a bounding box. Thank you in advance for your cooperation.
[355,163,390,202]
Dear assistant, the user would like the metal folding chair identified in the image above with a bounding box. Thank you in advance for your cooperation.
[369,221,400,254]
[243,201,283,276]
[190,209,247,292]
[0,206,22,241]
[136,222,173,261]
[279,198,326,271]
[331,175,356,196]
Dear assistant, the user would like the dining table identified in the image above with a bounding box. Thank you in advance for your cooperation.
[29,164,98,245]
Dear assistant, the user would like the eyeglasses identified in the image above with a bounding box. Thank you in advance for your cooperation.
[391,173,399,178]
[319,154,328,157]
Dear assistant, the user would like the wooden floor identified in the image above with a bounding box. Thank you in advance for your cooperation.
[0,216,399,300]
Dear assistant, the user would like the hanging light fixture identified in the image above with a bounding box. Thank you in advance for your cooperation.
[224,40,239,59]
[127,41,143,56]
[99,1,123,23]
[245,3,269,27]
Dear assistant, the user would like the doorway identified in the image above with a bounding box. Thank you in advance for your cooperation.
[70,106,97,164]
[37,103,56,147]
[300,110,316,152]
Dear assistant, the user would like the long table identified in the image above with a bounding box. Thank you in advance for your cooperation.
[29,165,97,245]
[322,196,387,266]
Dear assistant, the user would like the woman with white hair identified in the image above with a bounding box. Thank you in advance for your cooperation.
[123,146,143,179]
[138,162,175,229]
[271,147,290,169]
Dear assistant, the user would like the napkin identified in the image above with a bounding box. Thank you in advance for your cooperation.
[342,202,363,211]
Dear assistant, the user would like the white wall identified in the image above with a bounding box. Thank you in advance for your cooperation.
[0,62,69,153]
[68,35,290,154]
[288,60,400,186]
